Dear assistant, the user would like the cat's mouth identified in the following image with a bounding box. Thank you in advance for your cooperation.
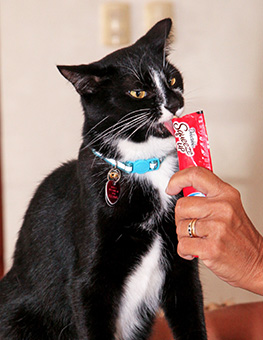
[152,121,174,138]
[163,120,174,136]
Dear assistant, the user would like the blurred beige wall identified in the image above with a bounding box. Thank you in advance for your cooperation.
[1,0,263,306]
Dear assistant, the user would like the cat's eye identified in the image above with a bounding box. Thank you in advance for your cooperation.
[169,78,176,87]
[128,90,147,99]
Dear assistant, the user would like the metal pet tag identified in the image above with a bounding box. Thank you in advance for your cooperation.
[105,168,121,206]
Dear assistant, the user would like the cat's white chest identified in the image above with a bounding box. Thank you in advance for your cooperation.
[115,236,165,340]
[114,137,176,339]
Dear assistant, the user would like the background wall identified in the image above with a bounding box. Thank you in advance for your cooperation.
[1,0,263,306]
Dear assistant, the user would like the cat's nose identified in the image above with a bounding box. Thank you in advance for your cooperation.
[165,104,179,114]
[165,103,183,115]
[165,95,184,115]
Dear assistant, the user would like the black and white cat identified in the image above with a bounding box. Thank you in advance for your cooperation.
[0,19,207,339]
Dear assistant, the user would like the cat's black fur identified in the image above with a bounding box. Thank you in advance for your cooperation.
[0,19,207,339]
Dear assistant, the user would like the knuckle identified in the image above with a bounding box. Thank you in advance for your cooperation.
[211,226,228,256]
[189,166,203,183]
[216,220,228,237]
[175,223,182,237]
[175,197,184,211]
[209,218,227,243]
[178,238,187,255]
[231,187,241,200]
[215,199,235,222]
[206,241,221,259]
[225,183,241,201]
[222,201,234,219]
[177,242,184,257]
[175,197,187,217]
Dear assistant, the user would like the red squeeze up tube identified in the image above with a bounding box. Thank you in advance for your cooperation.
[172,111,212,197]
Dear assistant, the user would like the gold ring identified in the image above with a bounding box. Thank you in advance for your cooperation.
[188,219,198,238]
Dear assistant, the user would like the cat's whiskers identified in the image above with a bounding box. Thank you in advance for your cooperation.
[94,111,149,148]
[92,117,110,133]
[145,118,158,139]
[58,323,73,340]
[83,109,139,140]
[84,108,149,144]
[123,114,153,142]
[95,112,152,156]
[112,113,151,140]
[83,109,152,152]
[109,109,151,132]
[183,88,203,102]
[82,116,109,139]
[108,111,151,140]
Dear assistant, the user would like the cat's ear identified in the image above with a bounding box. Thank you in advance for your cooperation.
[136,18,173,52]
[57,64,103,95]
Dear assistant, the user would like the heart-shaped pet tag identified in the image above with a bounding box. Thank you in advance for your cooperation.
[105,180,120,206]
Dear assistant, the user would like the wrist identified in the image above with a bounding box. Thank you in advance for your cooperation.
[242,235,263,295]
[250,254,263,295]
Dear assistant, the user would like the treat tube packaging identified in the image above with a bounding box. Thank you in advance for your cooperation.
[172,111,213,197]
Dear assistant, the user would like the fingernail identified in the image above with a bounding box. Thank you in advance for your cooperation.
[193,255,199,258]
[165,186,170,195]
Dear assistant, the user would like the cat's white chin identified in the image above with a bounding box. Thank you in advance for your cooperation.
[117,135,176,162]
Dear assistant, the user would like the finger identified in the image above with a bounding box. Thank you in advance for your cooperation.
[177,219,209,239]
[177,237,205,260]
[166,167,225,197]
[181,254,197,261]
[175,196,214,224]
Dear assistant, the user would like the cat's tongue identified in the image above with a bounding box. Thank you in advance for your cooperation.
[163,120,174,136]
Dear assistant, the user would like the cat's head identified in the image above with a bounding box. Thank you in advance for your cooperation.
[58,18,184,156]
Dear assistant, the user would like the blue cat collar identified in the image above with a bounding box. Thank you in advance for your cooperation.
[92,149,164,174]
[126,158,162,174]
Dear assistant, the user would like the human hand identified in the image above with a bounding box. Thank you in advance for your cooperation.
[166,167,263,295]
